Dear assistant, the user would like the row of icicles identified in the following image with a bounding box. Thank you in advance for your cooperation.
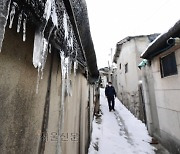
[7,1,80,95]
[9,2,27,41]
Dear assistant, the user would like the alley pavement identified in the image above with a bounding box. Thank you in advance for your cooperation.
[88,89,170,154]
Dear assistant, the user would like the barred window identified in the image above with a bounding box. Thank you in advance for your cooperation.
[160,52,178,78]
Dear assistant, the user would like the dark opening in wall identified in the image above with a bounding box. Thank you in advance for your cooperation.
[160,52,178,78]
[125,63,128,73]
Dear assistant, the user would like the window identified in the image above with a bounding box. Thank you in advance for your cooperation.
[119,63,121,69]
[160,52,178,78]
[125,63,128,73]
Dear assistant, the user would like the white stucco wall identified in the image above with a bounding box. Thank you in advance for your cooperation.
[141,65,160,136]
[114,36,152,120]
[151,48,180,143]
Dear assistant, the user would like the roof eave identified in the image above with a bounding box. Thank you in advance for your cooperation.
[141,20,180,59]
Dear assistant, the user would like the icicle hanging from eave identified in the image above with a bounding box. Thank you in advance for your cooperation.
[0,0,12,52]
[63,11,69,41]
[23,14,27,42]
[8,2,17,29]
[17,11,22,33]
[73,46,78,76]
[33,0,58,71]
[33,29,49,93]
[43,0,52,22]
[51,0,58,27]
[33,0,59,93]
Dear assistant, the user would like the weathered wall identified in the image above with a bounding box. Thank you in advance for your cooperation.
[114,37,150,121]
[141,65,160,136]
[0,18,96,154]
[58,73,95,154]
[0,22,54,153]
[150,48,180,154]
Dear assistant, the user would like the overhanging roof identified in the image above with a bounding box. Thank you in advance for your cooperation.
[10,0,99,81]
[141,20,180,60]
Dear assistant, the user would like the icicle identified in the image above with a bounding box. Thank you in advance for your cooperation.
[40,38,49,75]
[9,2,17,29]
[57,51,66,154]
[70,29,74,51]
[33,29,43,69]
[51,0,58,27]
[43,0,52,21]
[73,60,78,76]
[36,67,41,94]
[60,51,65,121]
[33,30,49,93]
[86,67,89,80]
[0,0,12,52]
[23,14,27,41]
[17,11,23,33]
[63,11,68,40]
[48,44,51,53]
[60,52,66,80]
[68,57,72,76]
[66,57,72,96]
[74,49,78,76]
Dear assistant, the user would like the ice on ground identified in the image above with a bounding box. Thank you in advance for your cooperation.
[88,88,155,154]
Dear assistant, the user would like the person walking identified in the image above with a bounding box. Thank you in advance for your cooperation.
[105,81,116,112]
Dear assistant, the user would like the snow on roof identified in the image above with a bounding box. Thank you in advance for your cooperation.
[141,19,180,59]
[113,34,159,63]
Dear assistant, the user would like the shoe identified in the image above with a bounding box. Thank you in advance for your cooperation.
[113,109,115,111]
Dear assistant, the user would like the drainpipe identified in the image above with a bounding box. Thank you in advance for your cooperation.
[167,37,180,45]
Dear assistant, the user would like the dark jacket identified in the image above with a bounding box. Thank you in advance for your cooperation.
[105,85,116,98]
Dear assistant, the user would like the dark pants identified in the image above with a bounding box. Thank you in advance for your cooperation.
[107,97,115,111]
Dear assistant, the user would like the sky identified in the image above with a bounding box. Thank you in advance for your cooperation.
[85,0,180,68]
[88,89,156,154]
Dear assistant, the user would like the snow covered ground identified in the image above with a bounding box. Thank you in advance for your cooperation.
[88,88,156,154]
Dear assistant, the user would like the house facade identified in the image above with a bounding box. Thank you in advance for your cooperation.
[113,34,159,122]
[99,67,110,87]
[0,1,99,154]
[141,20,180,154]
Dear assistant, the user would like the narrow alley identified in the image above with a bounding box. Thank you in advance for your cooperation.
[0,0,180,154]
[88,89,169,154]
